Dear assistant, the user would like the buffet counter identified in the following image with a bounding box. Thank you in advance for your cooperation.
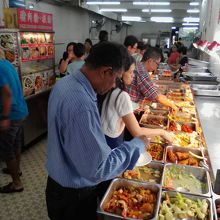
[195,96,220,180]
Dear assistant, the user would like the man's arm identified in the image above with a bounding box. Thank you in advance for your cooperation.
[0,85,12,130]
[156,93,178,112]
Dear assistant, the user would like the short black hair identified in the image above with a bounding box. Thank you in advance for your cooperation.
[124,35,138,48]
[66,42,76,51]
[73,43,85,58]
[85,38,93,46]
[137,41,147,51]
[142,47,162,62]
[85,42,129,73]
[99,30,108,42]
[178,46,187,55]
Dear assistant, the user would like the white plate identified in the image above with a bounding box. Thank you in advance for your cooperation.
[135,151,152,167]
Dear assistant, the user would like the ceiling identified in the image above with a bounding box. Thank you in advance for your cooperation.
[81,0,202,25]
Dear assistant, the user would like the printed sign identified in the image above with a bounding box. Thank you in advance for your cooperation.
[17,9,53,31]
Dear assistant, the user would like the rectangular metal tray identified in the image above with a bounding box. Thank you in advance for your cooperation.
[162,163,211,197]
[193,89,220,97]
[121,161,164,185]
[164,146,204,166]
[214,198,220,220]
[184,72,217,81]
[159,191,213,220]
[169,111,197,122]
[139,114,168,129]
[149,109,169,117]
[168,120,197,132]
[99,178,162,220]
[147,143,166,163]
[191,84,218,90]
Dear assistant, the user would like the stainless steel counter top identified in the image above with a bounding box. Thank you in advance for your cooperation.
[195,96,220,179]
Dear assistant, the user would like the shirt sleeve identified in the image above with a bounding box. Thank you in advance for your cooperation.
[116,91,133,117]
[64,109,145,183]
[137,72,159,101]
[0,71,8,87]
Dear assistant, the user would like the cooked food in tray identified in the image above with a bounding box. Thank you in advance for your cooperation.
[151,103,170,110]
[168,112,197,122]
[123,165,162,184]
[140,114,168,128]
[148,110,169,117]
[150,136,166,144]
[175,101,194,108]
[158,192,210,220]
[103,185,157,219]
[166,148,202,166]
[180,107,196,114]
[163,165,207,195]
[172,132,199,148]
[0,34,14,49]
[147,143,164,161]
[216,201,220,220]
[168,121,195,133]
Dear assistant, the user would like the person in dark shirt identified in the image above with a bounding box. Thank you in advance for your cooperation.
[98,30,108,43]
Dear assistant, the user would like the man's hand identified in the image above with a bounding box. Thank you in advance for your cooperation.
[0,119,10,131]
[138,135,150,146]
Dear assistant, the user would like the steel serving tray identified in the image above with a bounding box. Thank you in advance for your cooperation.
[147,143,166,162]
[139,114,168,129]
[158,191,213,220]
[184,72,217,81]
[167,120,197,133]
[121,161,164,185]
[99,178,162,220]
[169,111,197,122]
[164,146,204,166]
[214,198,220,220]
[149,109,169,117]
[162,163,211,197]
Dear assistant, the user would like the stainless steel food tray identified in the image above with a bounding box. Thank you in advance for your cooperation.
[214,198,220,220]
[99,178,162,220]
[164,146,204,166]
[121,161,164,185]
[184,72,217,81]
[139,114,168,129]
[168,120,197,132]
[159,191,213,220]
[162,163,211,197]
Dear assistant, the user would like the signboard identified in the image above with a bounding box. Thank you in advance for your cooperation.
[4,8,53,31]
[17,9,53,31]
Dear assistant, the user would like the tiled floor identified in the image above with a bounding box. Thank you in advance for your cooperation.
[0,138,49,220]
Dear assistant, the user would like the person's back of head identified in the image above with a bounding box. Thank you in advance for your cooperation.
[99,30,108,42]
[85,41,129,73]
[74,43,85,58]
[142,47,162,62]
[178,46,187,55]
[85,38,93,47]
[124,35,138,48]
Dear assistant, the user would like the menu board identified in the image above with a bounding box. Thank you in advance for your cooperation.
[0,33,19,66]
[20,32,54,62]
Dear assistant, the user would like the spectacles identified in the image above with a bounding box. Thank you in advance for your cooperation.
[153,60,160,66]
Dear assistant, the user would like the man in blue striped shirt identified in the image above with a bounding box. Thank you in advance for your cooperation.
[45,42,149,220]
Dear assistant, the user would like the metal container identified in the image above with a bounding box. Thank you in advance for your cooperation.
[169,111,197,122]
[149,109,169,117]
[214,198,220,220]
[168,120,197,133]
[147,143,166,163]
[158,191,213,220]
[164,146,204,166]
[162,163,211,197]
[151,102,170,111]
[191,84,218,90]
[121,161,164,185]
[139,114,168,129]
[184,72,217,81]
[100,178,161,220]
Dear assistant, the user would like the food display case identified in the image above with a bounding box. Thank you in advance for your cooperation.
[1,8,55,146]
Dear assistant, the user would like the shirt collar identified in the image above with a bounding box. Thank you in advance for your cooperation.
[74,70,97,102]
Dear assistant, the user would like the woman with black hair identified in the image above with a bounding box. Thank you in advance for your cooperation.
[99,55,173,149]
[58,42,76,77]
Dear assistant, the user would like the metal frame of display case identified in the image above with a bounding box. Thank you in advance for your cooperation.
[0,28,55,147]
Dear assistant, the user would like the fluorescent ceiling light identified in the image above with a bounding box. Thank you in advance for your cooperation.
[133,2,170,6]
[187,9,200,13]
[182,23,199,26]
[122,16,142,21]
[142,9,171,12]
[183,17,200,22]
[151,17,173,23]
[183,27,198,30]
[172,26,176,29]
[86,1,120,5]
[190,2,199,6]
[99,8,127,12]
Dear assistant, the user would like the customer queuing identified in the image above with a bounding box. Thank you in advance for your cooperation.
[84,38,93,57]
[45,42,149,220]
[124,35,138,55]
[0,49,28,193]
[58,42,76,77]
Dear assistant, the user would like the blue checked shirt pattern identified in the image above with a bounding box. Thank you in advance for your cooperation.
[46,70,145,188]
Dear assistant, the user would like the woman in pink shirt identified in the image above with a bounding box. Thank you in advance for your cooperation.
[168,44,180,65]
